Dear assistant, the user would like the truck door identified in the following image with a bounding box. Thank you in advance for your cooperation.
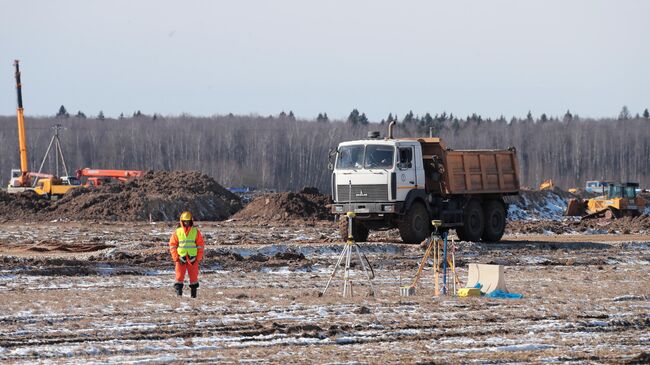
[396,146,417,201]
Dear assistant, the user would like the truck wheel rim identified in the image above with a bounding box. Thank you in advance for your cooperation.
[470,213,480,231]
[414,216,424,232]
[490,212,502,229]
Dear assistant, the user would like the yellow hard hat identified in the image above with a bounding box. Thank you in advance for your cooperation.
[180,211,193,221]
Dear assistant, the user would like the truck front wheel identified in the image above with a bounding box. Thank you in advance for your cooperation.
[482,200,506,242]
[398,201,431,244]
[338,216,370,242]
[457,199,484,242]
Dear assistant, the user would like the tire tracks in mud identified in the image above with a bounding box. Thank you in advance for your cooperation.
[1,301,647,362]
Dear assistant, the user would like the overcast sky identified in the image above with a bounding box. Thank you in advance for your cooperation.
[1,0,648,121]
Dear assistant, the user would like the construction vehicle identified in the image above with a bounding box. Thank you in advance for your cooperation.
[585,180,610,194]
[565,182,646,219]
[76,168,144,186]
[6,60,80,198]
[329,122,520,243]
[539,179,554,190]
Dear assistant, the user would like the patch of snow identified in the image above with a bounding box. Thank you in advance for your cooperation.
[584,228,608,235]
[496,344,555,352]
[612,295,647,302]
[335,337,358,345]
[222,243,404,260]
[507,191,569,221]
[586,320,609,327]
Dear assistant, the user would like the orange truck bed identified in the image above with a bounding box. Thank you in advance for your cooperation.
[408,138,520,195]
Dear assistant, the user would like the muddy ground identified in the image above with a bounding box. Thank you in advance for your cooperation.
[0,221,648,364]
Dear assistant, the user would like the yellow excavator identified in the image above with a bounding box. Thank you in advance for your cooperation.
[6,60,80,198]
[539,179,554,190]
[565,182,646,219]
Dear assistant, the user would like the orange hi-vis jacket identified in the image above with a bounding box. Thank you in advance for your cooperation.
[169,226,205,262]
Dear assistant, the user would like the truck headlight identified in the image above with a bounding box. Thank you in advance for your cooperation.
[383,205,395,212]
[335,205,344,212]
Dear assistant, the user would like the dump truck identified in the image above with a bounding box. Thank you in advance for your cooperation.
[565,182,646,219]
[330,122,520,243]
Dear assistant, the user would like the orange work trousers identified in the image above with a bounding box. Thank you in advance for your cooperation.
[175,261,199,285]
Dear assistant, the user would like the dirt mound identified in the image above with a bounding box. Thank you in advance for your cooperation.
[507,215,650,235]
[0,190,50,219]
[0,171,241,222]
[233,187,333,221]
[506,187,575,221]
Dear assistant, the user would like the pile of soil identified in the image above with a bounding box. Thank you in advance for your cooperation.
[0,190,49,217]
[505,187,576,220]
[0,171,242,222]
[507,214,650,235]
[233,187,333,222]
[506,187,605,221]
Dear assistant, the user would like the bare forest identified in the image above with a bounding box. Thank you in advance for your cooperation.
[1,113,649,192]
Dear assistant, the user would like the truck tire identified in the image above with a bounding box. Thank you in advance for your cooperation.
[338,216,370,242]
[482,200,506,242]
[457,199,484,242]
[398,201,431,244]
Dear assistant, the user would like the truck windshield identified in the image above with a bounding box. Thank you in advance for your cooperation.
[337,144,395,170]
[365,145,394,169]
[337,145,365,169]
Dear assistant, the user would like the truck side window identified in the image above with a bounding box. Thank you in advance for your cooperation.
[399,147,412,169]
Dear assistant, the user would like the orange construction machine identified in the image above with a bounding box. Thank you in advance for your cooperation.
[76,168,144,186]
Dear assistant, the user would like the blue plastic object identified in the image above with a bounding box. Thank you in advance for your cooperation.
[485,289,523,299]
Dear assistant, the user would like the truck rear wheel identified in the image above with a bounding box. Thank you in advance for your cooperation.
[457,199,484,242]
[482,200,506,242]
[338,216,370,242]
[398,201,431,244]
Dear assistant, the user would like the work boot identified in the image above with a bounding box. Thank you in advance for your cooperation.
[190,283,199,298]
[174,283,183,297]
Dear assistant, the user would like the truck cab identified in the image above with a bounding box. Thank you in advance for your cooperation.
[333,138,424,215]
[8,169,21,188]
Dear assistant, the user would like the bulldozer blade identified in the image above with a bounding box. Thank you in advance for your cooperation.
[565,199,586,216]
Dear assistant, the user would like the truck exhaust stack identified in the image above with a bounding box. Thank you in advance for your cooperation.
[387,120,395,139]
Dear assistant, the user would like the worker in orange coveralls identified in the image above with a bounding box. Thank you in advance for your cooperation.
[169,211,205,298]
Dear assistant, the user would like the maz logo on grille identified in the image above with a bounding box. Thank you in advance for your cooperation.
[355,190,368,197]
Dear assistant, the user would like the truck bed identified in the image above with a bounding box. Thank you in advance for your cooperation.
[407,138,520,195]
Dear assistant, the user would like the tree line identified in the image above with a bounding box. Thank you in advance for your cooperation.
[1,109,649,192]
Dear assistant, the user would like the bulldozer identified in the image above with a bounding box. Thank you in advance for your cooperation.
[565,182,646,219]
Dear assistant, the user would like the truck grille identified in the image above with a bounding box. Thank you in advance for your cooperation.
[336,184,389,202]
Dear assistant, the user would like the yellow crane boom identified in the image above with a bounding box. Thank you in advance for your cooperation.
[14,60,30,187]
